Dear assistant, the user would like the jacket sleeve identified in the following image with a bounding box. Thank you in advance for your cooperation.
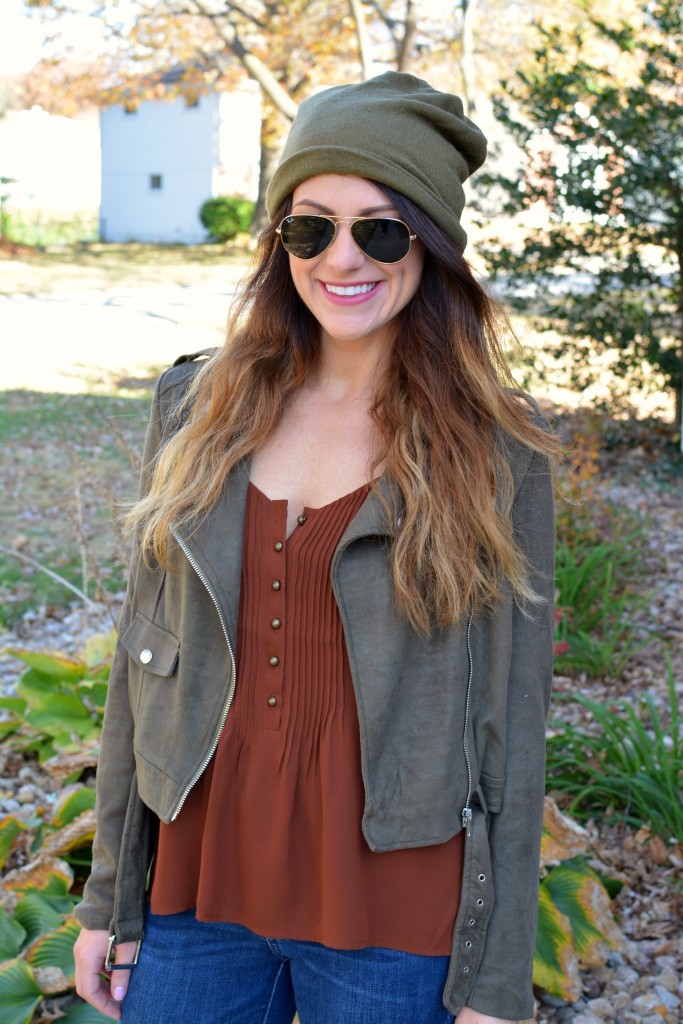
[74,377,165,932]
[467,450,555,1019]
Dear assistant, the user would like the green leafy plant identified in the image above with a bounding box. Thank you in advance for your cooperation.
[546,660,682,842]
[553,450,654,678]
[199,195,255,241]
[534,798,621,1000]
[478,0,683,419]
[0,634,115,761]
[554,531,654,676]
[0,788,105,1024]
[0,636,113,1022]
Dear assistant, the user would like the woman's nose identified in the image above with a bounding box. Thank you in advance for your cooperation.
[324,223,365,270]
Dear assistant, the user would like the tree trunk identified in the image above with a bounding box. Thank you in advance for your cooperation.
[251,107,289,236]
[396,0,417,71]
[350,0,373,79]
[461,0,479,117]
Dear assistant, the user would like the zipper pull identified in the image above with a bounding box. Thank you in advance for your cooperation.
[462,806,472,837]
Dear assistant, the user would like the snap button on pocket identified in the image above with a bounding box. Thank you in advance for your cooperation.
[121,613,180,678]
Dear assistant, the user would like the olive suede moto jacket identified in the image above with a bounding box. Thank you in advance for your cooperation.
[75,353,555,1021]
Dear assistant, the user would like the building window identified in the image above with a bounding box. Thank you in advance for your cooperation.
[149,174,163,191]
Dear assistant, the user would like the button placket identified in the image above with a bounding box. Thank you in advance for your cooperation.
[262,500,285,730]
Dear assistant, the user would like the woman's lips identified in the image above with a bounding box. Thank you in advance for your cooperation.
[321,281,382,305]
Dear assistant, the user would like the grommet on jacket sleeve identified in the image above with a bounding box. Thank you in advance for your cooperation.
[476,898,484,906]
[139,649,153,665]
[478,873,486,882]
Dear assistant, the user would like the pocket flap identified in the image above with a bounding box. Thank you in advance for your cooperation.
[121,612,180,678]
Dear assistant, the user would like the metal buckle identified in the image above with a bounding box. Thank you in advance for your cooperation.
[104,933,142,972]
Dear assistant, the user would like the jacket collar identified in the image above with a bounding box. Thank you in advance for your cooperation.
[173,459,393,642]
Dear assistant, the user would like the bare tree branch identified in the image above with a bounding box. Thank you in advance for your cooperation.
[365,0,399,45]
[0,544,96,609]
[350,0,373,78]
[396,0,417,72]
[193,0,298,118]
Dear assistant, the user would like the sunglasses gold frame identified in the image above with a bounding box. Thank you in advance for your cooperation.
[276,215,417,265]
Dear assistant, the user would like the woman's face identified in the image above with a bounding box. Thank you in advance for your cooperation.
[287,174,425,353]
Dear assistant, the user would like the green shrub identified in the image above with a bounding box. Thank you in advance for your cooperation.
[546,660,682,842]
[199,196,255,241]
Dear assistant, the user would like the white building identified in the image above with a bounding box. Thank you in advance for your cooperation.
[99,83,261,244]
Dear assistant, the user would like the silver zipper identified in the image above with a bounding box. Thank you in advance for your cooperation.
[461,615,474,837]
[170,528,237,821]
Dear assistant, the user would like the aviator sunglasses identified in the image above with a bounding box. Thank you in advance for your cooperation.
[276,215,417,265]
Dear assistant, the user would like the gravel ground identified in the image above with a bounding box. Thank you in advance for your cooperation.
[1,469,681,1024]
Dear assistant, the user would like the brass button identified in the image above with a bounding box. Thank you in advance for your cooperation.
[274,541,283,552]
[297,514,307,525]
[272,579,281,591]
[267,696,277,707]
[269,655,280,667]
[271,617,282,629]
[140,649,153,665]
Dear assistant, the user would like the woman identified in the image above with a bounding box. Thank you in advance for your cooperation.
[74,72,557,1024]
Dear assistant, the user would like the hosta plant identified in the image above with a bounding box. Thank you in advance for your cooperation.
[0,787,104,1024]
[533,798,622,1001]
[0,633,115,761]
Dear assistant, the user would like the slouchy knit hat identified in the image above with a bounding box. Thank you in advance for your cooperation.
[266,71,488,251]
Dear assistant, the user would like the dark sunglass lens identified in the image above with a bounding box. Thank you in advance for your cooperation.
[280,216,334,259]
[352,219,410,263]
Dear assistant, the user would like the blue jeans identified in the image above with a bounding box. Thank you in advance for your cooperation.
[120,909,455,1024]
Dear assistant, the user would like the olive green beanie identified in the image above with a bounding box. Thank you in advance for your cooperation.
[266,71,487,251]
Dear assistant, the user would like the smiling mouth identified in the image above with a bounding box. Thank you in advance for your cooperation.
[324,282,378,296]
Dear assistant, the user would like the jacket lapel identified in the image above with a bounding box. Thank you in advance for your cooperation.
[173,458,251,646]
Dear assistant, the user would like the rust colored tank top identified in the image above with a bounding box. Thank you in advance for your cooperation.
[150,481,464,955]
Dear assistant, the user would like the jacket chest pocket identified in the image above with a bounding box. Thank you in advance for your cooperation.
[122,612,180,676]
[121,612,180,723]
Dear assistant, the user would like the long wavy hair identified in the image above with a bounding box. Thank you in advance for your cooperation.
[128,184,559,632]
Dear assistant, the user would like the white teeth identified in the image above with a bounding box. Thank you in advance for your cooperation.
[325,282,378,296]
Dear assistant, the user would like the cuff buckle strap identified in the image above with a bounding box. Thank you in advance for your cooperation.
[104,934,142,972]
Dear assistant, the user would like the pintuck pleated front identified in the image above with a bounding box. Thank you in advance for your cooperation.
[150,481,464,955]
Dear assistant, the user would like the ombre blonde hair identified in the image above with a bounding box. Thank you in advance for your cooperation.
[129,186,559,633]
